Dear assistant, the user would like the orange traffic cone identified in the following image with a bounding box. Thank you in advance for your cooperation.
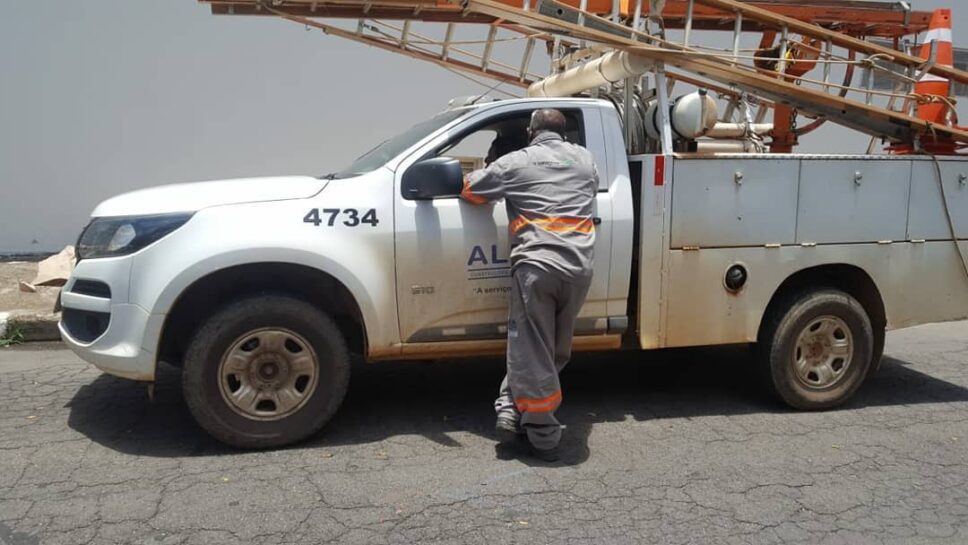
[915,9,954,127]
[890,8,958,155]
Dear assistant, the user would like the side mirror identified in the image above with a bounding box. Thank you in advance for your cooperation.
[402,157,464,200]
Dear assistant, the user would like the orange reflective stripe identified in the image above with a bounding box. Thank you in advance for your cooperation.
[461,178,488,205]
[544,217,594,234]
[509,215,594,234]
[509,216,529,233]
[515,390,562,413]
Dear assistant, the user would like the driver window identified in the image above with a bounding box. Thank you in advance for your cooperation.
[434,109,585,177]
[443,130,498,175]
[437,114,532,176]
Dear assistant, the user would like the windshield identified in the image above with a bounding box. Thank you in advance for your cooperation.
[329,109,468,179]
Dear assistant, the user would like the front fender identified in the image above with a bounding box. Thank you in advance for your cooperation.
[128,187,398,357]
[150,247,380,332]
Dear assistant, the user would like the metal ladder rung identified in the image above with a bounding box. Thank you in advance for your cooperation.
[441,22,454,59]
[519,36,536,81]
[481,24,498,71]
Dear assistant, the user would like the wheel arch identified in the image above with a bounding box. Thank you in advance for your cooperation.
[758,263,887,342]
[157,261,373,367]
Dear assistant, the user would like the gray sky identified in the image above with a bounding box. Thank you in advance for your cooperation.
[1,0,965,253]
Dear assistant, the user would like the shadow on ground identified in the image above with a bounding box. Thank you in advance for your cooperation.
[67,346,968,464]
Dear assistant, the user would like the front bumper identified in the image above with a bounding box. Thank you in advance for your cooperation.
[59,256,159,381]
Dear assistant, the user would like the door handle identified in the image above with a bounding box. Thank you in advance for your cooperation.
[592,217,602,225]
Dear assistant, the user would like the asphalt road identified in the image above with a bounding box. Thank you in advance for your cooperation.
[1,322,967,545]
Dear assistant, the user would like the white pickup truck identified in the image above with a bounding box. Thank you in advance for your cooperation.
[61,97,968,448]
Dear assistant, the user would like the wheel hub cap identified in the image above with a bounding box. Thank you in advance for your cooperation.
[218,328,320,421]
[251,357,288,387]
[793,315,853,390]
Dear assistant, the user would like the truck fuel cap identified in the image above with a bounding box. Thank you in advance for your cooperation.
[724,264,748,292]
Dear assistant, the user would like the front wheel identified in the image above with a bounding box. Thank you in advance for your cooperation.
[757,289,873,410]
[182,295,350,448]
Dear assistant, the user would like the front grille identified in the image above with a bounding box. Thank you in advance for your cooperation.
[71,280,111,299]
[62,308,110,343]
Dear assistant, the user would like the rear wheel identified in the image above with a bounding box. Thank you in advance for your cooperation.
[182,294,350,448]
[757,289,873,410]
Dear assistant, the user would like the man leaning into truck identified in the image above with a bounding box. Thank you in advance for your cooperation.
[460,109,599,461]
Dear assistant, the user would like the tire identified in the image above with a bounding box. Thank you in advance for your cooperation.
[757,289,873,410]
[182,294,350,449]
[867,327,886,377]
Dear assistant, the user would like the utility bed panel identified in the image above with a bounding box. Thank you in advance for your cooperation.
[797,159,910,244]
[670,158,799,247]
[909,161,968,240]
[670,155,967,248]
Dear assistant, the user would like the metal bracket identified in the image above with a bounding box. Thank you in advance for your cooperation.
[654,65,674,154]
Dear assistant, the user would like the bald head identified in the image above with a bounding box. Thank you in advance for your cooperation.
[529,109,566,139]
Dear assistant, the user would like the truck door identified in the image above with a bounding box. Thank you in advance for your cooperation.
[393,105,614,345]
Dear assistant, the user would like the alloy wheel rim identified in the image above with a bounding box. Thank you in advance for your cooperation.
[792,315,853,390]
[218,328,319,421]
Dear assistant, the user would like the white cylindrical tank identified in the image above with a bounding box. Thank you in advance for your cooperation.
[528,51,654,98]
[644,90,719,141]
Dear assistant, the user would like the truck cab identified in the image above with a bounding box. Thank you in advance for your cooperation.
[60,99,632,447]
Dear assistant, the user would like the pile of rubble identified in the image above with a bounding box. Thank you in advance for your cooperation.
[0,246,74,344]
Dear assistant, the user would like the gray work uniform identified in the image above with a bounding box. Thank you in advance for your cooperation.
[461,131,598,450]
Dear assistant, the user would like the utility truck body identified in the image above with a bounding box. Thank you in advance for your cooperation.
[60,98,968,447]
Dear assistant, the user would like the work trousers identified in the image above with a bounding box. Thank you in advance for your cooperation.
[494,263,591,450]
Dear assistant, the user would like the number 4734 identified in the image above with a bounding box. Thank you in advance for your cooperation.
[303,208,379,227]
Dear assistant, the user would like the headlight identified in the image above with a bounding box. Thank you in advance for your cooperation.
[77,213,193,260]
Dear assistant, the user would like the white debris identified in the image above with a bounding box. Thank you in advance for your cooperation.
[32,246,76,287]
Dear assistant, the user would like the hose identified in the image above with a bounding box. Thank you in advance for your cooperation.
[928,153,968,284]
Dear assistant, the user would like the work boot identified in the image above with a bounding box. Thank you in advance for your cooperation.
[507,435,562,462]
[495,414,523,443]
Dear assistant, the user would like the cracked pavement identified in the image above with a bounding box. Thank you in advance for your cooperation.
[1,321,967,545]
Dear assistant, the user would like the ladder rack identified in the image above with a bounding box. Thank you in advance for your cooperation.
[202,0,968,151]
[208,0,929,37]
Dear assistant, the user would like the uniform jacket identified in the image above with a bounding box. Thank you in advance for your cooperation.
[461,131,599,280]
